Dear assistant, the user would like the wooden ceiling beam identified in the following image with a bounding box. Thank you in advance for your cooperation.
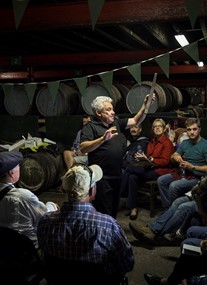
[1,0,207,31]
[0,47,206,67]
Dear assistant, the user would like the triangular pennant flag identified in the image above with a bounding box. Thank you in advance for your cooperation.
[183,41,200,63]
[184,0,202,29]
[2,84,14,98]
[87,0,105,30]
[74,77,88,96]
[155,54,170,78]
[127,63,141,84]
[99,71,113,94]
[12,0,29,29]
[24,83,37,105]
[47,81,60,104]
[2,84,14,110]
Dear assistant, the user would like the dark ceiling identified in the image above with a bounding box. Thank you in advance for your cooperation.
[0,0,207,85]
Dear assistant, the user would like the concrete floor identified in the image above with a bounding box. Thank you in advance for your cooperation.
[38,190,181,285]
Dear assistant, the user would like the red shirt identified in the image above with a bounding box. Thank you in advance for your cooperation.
[147,134,174,176]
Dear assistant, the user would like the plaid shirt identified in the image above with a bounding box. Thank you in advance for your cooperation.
[37,202,134,276]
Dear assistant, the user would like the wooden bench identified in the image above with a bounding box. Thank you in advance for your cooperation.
[138,180,160,217]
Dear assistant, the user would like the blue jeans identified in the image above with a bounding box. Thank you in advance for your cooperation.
[157,173,199,208]
[181,226,207,247]
[149,196,197,236]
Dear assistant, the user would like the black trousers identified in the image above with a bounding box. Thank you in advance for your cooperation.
[168,252,207,285]
[92,177,121,219]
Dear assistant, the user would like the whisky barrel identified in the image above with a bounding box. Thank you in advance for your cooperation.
[36,83,81,116]
[18,152,65,192]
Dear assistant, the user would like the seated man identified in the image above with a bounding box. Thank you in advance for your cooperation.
[122,123,149,170]
[129,176,207,244]
[37,163,134,284]
[144,227,207,285]
[0,150,58,249]
[63,113,91,169]
[157,118,207,209]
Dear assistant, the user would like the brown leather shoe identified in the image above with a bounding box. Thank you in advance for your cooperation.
[129,222,156,242]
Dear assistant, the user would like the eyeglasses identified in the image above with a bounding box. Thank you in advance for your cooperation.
[153,125,163,129]
[73,163,93,189]
[186,127,199,132]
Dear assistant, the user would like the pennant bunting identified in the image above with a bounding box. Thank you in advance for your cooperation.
[155,54,170,78]
[24,83,37,105]
[127,63,141,84]
[87,0,105,30]
[47,81,60,104]
[74,77,88,96]
[184,0,202,29]
[12,0,29,29]
[183,42,200,63]
[2,84,14,113]
[99,71,113,94]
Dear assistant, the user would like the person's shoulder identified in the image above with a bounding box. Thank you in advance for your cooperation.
[200,137,207,144]
[96,212,123,230]
[13,186,38,199]
[160,135,173,145]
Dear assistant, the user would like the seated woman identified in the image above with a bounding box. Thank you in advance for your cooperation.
[121,118,174,220]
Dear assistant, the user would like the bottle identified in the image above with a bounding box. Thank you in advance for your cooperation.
[179,166,186,179]
[136,145,142,153]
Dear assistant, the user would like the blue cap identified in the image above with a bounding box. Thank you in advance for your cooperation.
[0,151,23,176]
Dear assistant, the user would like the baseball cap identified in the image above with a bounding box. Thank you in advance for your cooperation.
[0,150,23,176]
[62,163,103,199]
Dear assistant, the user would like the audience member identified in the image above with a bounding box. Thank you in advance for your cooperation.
[63,114,91,169]
[121,118,174,220]
[80,94,154,218]
[157,118,207,209]
[122,124,149,170]
[144,227,207,285]
[37,163,134,284]
[129,191,197,244]
[129,176,207,244]
[0,150,58,249]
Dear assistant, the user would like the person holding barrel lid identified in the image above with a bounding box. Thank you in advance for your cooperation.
[0,150,58,249]
[80,94,155,218]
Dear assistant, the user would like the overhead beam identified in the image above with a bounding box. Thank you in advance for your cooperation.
[0,47,206,67]
[1,0,207,31]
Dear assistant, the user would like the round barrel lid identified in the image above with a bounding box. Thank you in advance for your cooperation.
[126,83,159,114]
[4,86,31,116]
[81,83,111,115]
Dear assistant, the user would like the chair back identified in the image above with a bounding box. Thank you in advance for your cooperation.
[43,252,126,285]
[0,226,43,285]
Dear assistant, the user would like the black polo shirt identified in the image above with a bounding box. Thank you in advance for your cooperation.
[81,117,128,177]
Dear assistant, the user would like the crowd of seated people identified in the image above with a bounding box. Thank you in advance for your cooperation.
[144,175,207,285]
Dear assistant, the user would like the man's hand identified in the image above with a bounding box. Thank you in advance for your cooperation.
[103,126,118,141]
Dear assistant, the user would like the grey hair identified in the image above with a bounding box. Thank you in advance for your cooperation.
[91,96,113,114]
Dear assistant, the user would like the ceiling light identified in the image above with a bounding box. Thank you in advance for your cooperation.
[175,34,189,47]
[197,61,204,67]
[175,34,204,67]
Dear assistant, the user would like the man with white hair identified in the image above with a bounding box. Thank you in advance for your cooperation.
[37,163,134,285]
[80,94,153,218]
